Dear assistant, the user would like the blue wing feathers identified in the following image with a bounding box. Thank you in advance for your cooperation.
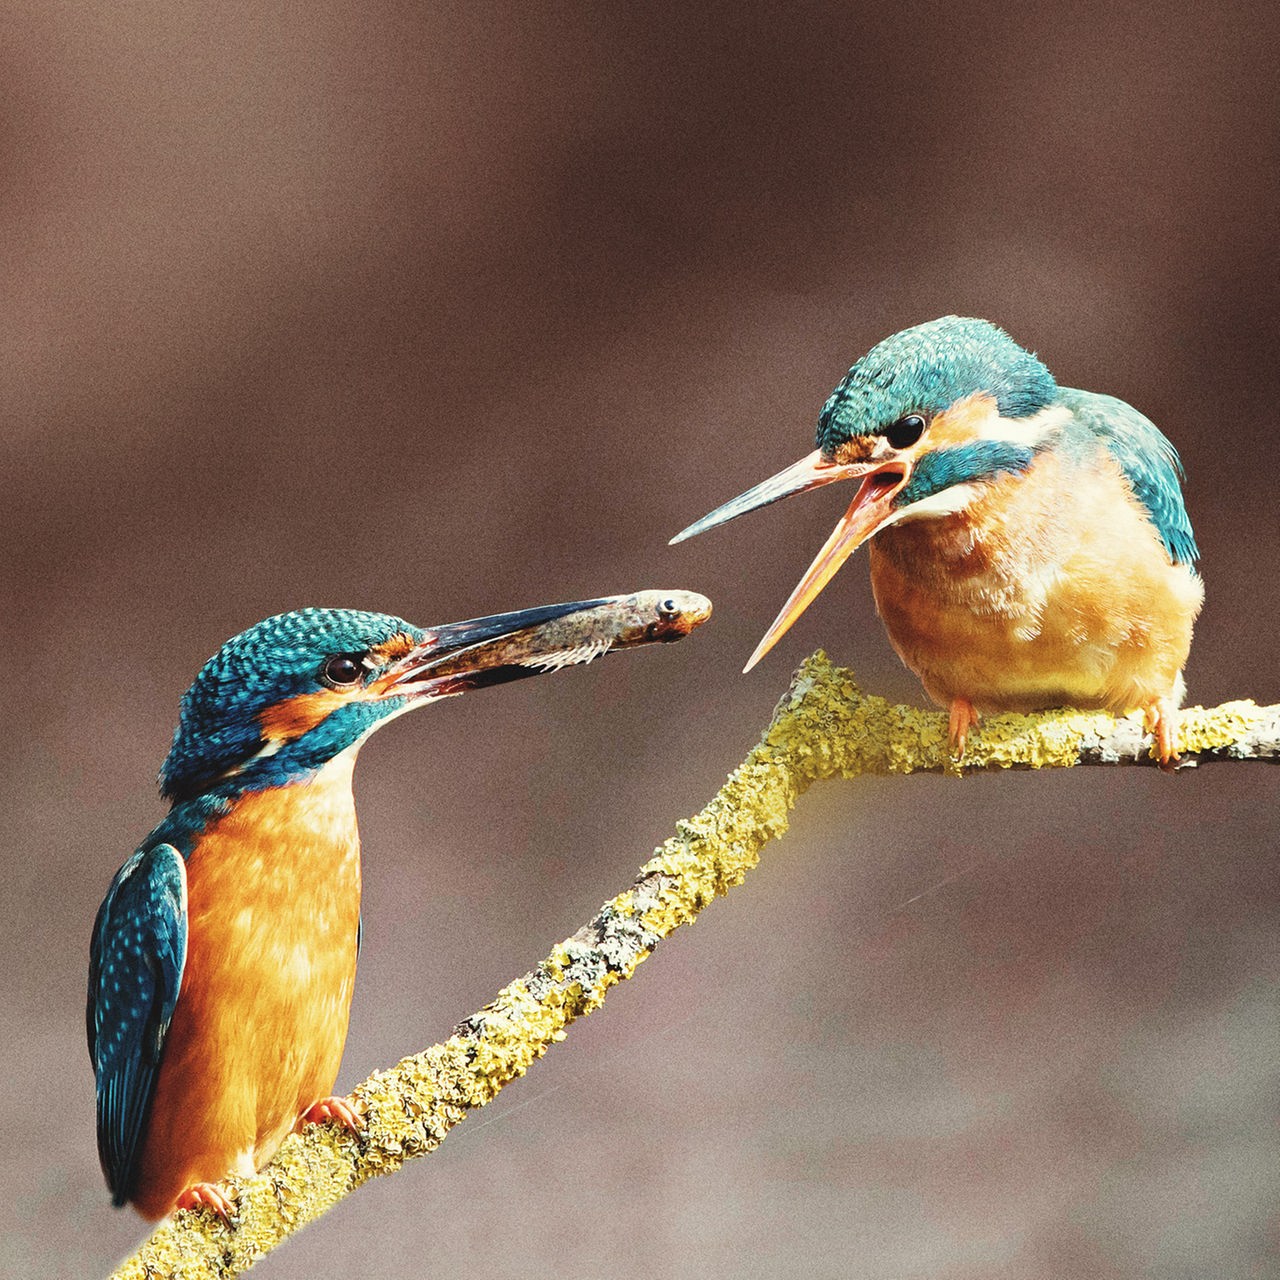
[87,844,187,1205]
[1059,388,1199,565]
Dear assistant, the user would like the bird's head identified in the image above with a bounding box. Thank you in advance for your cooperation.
[671,316,1063,669]
[159,593,711,802]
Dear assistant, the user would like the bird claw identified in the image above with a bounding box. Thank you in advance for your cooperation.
[1144,701,1181,771]
[948,698,980,758]
[175,1181,237,1224]
[298,1094,364,1133]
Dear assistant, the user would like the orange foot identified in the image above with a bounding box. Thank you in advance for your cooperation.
[297,1094,364,1133]
[175,1181,236,1223]
[1144,699,1181,771]
[948,697,980,758]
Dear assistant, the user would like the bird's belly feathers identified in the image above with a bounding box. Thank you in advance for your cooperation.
[133,767,361,1218]
[868,459,1203,715]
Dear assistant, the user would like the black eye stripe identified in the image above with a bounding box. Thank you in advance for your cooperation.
[322,655,364,687]
[884,414,926,449]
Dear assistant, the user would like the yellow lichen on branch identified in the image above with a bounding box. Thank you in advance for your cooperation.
[108,655,1278,1278]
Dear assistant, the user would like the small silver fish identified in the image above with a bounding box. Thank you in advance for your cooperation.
[398,590,712,690]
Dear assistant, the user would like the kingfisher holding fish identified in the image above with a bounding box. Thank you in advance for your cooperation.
[673,316,1202,765]
[88,591,710,1220]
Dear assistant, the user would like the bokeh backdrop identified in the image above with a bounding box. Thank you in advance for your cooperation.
[3,2,1279,1276]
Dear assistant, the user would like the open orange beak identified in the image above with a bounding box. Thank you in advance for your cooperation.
[671,449,912,672]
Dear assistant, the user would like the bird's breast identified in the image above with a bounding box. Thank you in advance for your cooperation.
[184,766,363,1004]
[133,753,363,1216]
[868,448,1202,714]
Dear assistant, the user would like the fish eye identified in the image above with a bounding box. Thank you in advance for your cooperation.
[884,414,926,450]
[657,598,681,618]
[322,654,364,687]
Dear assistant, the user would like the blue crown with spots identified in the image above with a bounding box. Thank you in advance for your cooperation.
[815,316,1058,453]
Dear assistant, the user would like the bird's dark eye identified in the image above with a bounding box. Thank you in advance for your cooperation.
[657,598,681,618]
[322,655,364,687]
[884,414,926,450]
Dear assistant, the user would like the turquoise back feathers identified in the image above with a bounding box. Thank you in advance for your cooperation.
[1057,388,1198,566]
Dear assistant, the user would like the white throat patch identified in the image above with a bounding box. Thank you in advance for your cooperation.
[889,482,984,526]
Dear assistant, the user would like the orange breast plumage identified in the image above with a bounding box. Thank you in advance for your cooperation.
[867,446,1203,718]
[131,755,362,1219]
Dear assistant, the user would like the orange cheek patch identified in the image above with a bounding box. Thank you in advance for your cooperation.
[259,688,355,741]
[830,391,1001,462]
[926,391,1001,449]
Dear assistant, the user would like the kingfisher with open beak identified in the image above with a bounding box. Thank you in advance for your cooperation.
[672,316,1202,764]
[88,591,710,1221]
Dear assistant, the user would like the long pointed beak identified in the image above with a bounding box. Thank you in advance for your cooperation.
[669,450,860,545]
[380,591,712,699]
[742,460,912,672]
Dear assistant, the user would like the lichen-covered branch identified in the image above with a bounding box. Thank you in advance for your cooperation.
[108,655,1278,1278]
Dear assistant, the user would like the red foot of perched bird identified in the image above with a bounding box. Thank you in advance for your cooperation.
[672,317,1202,767]
[169,1095,362,1225]
[298,1095,364,1132]
[174,1182,236,1221]
[88,591,711,1220]
[948,697,981,758]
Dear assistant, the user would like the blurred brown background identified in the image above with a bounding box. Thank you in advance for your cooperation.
[3,2,1279,1276]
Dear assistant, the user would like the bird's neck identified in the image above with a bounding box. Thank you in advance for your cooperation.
[148,744,364,860]
[872,448,1079,596]
[234,746,362,845]
[194,749,363,879]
